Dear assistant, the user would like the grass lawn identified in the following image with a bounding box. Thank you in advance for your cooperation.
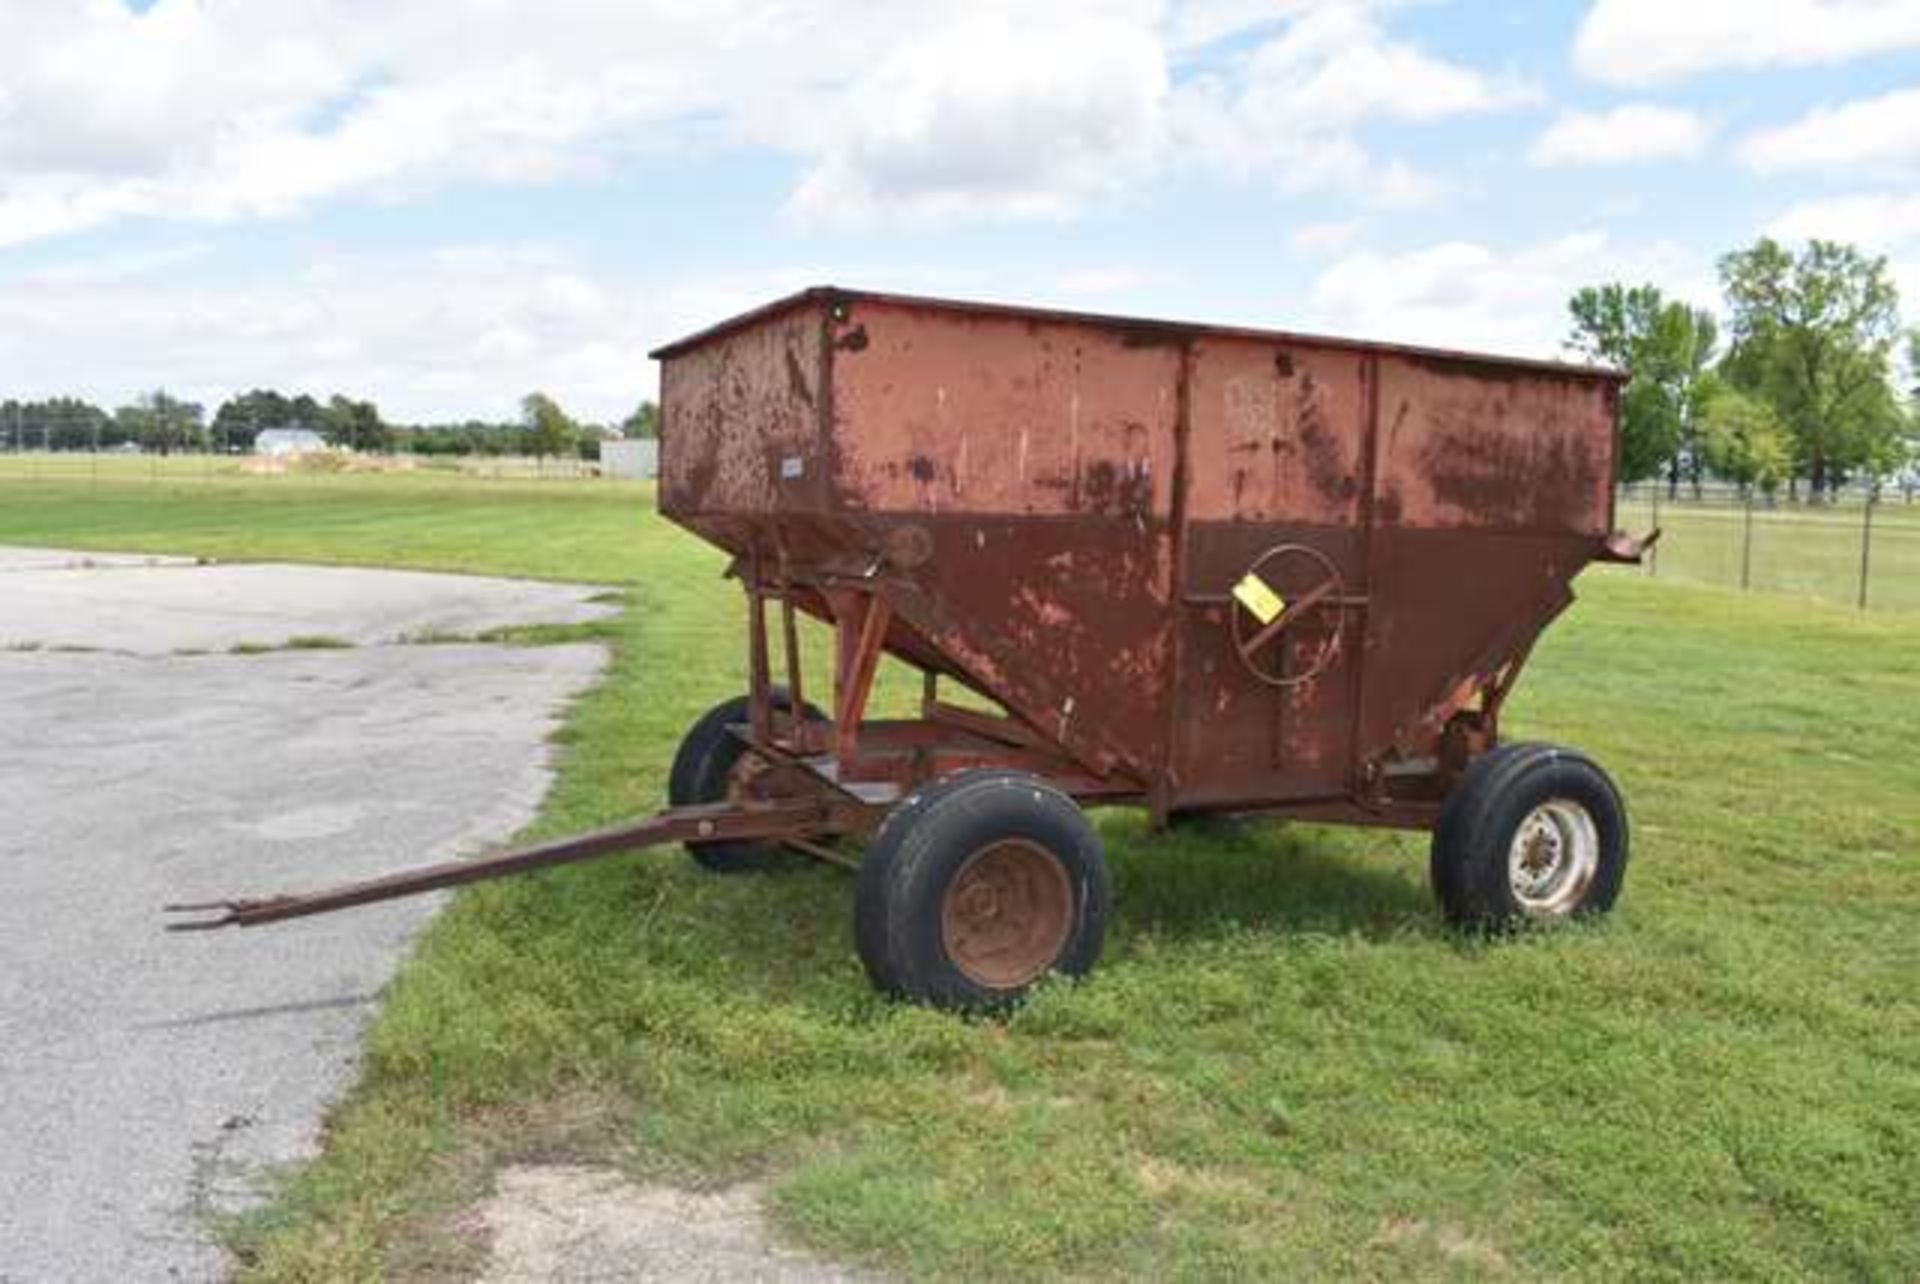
[2,471,1915,1280]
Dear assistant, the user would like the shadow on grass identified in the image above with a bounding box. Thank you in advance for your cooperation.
[1100,812,1439,943]
[452,811,1443,1034]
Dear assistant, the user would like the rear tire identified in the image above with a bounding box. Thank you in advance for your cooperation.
[855,770,1110,1010]
[668,690,822,873]
[1430,743,1628,930]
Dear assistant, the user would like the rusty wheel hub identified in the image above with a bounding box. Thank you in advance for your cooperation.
[940,839,1074,989]
[725,752,813,806]
[725,752,769,804]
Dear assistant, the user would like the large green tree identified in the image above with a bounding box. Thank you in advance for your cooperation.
[1566,283,1719,492]
[1697,381,1793,494]
[323,394,390,453]
[520,391,579,461]
[0,397,114,450]
[117,390,204,456]
[1718,238,1904,498]
[211,389,314,450]
[621,399,660,439]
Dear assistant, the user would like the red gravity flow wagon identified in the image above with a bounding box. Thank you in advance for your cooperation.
[173,288,1652,1010]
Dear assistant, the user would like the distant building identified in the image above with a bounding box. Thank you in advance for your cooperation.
[600,438,658,479]
[254,427,328,456]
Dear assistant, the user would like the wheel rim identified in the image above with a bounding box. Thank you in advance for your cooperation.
[1506,798,1600,917]
[940,839,1074,989]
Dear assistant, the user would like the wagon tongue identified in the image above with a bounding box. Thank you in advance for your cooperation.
[163,799,827,931]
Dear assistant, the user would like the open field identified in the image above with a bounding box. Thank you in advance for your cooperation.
[9,451,1918,612]
[1,471,1915,1280]
[0,449,600,486]
[1617,488,1920,613]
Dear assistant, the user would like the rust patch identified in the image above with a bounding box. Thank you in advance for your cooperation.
[827,298,1179,518]
[1118,323,1189,348]
[1079,458,1153,517]
[784,346,815,408]
[1375,357,1611,532]
[1188,337,1365,525]
[658,306,821,515]
[1296,376,1358,503]
[1420,429,1585,524]
[880,524,934,569]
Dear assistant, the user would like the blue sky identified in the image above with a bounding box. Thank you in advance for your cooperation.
[2,1,1916,422]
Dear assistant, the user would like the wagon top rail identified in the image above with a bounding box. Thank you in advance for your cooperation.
[648,284,1630,385]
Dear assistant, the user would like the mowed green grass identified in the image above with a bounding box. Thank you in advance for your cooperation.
[2,473,1915,1280]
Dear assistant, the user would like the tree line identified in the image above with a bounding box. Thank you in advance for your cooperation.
[0,387,660,460]
[8,234,1914,492]
[1568,236,1919,500]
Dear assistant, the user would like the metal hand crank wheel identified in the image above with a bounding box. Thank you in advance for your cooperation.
[1229,543,1347,689]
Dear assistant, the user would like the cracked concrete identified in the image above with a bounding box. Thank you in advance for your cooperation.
[0,548,612,1281]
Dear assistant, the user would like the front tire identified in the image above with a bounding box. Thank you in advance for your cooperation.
[855,770,1110,1010]
[1430,743,1628,930]
[667,690,821,873]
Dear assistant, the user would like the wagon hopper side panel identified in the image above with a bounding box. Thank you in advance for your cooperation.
[659,305,826,528]
[1354,357,1619,775]
[826,299,1180,784]
[1171,337,1369,806]
[1168,342,1619,810]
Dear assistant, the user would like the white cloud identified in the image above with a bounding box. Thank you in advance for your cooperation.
[1772,192,1920,247]
[1291,219,1362,253]
[0,248,1169,421]
[0,1,977,244]
[0,0,1537,244]
[1574,0,1920,85]
[0,2,1572,419]
[1171,2,1537,205]
[1168,0,1307,51]
[0,245,661,422]
[1241,5,1538,128]
[1769,192,1920,308]
[1737,88,1920,177]
[784,12,1168,227]
[1306,233,1713,359]
[19,243,211,286]
[1530,105,1715,165]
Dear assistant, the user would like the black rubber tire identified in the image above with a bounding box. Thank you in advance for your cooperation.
[667,689,821,873]
[1430,742,1629,930]
[854,769,1110,1010]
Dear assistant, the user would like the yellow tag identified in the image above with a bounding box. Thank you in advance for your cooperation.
[1232,573,1285,625]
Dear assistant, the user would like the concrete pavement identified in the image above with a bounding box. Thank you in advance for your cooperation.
[0,549,611,1281]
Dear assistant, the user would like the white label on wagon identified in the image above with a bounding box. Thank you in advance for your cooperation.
[780,456,805,480]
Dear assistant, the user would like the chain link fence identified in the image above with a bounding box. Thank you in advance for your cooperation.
[1619,482,1919,612]
[2,444,1911,612]
[0,445,618,485]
